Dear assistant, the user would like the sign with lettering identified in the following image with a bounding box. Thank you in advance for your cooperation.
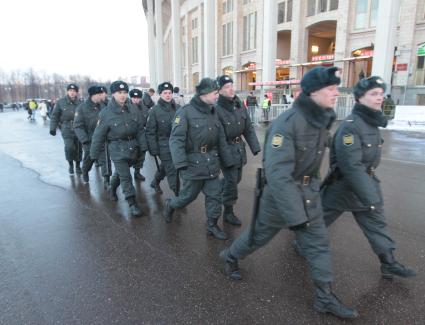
[311,54,334,62]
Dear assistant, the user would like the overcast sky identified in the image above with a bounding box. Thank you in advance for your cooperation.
[0,0,149,81]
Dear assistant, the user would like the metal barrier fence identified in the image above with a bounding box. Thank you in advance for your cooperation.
[252,97,355,124]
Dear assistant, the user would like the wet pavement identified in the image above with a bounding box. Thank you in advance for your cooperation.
[0,110,424,325]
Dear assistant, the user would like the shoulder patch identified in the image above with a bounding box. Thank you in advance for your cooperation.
[174,116,181,124]
[271,133,284,148]
[343,134,354,146]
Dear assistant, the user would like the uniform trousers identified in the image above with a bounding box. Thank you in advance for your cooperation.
[169,177,222,220]
[323,205,396,256]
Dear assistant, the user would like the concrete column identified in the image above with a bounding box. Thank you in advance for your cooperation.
[372,0,401,87]
[185,14,190,92]
[333,0,350,86]
[261,0,278,83]
[203,0,216,77]
[155,0,164,83]
[232,0,240,89]
[289,0,303,80]
[147,0,157,87]
[171,0,182,87]
[394,0,417,88]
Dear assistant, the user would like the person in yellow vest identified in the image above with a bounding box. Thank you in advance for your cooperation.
[262,94,271,122]
[29,99,38,121]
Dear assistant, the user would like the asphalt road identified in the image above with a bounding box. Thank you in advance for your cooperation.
[0,110,424,324]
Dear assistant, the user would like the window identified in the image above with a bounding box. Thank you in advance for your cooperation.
[319,0,328,13]
[330,0,339,10]
[223,0,233,14]
[370,0,379,27]
[287,0,293,21]
[192,37,198,64]
[222,22,233,56]
[191,18,198,30]
[307,0,316,16]
[355,0,368,29]
[243,12,257,51]
[243,0,252,4]
[278,2,285,24]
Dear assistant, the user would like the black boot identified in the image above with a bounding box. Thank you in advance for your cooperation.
[313,281,359,319]
[103,176,110,190]
[109,176,119,201]
[207,219,228,240]
[223,206,242,226]
[134,169,146,181]
[379,252,417,279]
[68,161,74,175]
[82,169,89,183]
[163,199,174,223]
[150,179,163,194]
[75,161,82,175]
[127,196,141,217]
[219,248,242,280]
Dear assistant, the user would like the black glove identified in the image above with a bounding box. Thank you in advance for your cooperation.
[253,151,260,156]
[178,166,188,171]
[83,141,90,145]
[50,130,56,136]
[289,221,310,231]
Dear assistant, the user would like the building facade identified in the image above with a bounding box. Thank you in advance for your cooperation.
[143,0,425,105]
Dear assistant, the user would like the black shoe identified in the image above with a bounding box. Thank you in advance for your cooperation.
[82,171,89,183]
[314,282,359,319]
[163,199,174,223]
[129,204,142,217]
[223,206,242,226]
[219,248,242,280]
[207,219,228,240]
[68,164,74,175]
[134,170,146,181]
[150,180,163,194]
[379,253,417,279]
[291,239,304,257]
[109,177,119,201]
[75,163,82,175]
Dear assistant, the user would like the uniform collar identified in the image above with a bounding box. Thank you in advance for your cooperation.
[66,95,78,105]
[190,95,214,114]
[217,94,242,112]
[158,98,175,111]
[294,92,336,129]
[352,103,388,128]
[110,97,131,113]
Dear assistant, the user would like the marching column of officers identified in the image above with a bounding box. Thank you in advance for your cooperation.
[48,67,416,319]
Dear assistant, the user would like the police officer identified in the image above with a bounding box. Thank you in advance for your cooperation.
[90,81,147,217]
[163,78,234,240]
[216,75,261,225]
[142,88,155,109]
[129,89,149,181]
[50,83,83,175]
[319,76,416,279]
[74,85,109,185]
[145,82,178,195]
[219,67,358,319]
[99,86,109,107]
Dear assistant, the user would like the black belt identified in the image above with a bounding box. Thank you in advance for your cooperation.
[297,176,311,185]
[192,145,216,154]
[111,136,136,142]
[229,136,242,144]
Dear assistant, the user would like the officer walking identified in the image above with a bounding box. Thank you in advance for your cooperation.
[129,89,149,182]
[319,76,416,279]
[219,67,358,319]
[74,85,110,185]
[163,78,234,240]
[49,83,83,175]
[90,81,147,217]
[216,75,261,226]
[145,82,178,195]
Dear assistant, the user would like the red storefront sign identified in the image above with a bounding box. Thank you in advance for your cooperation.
[396,63,408,71]
[275,59,291,65]
[311,54,334,62]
